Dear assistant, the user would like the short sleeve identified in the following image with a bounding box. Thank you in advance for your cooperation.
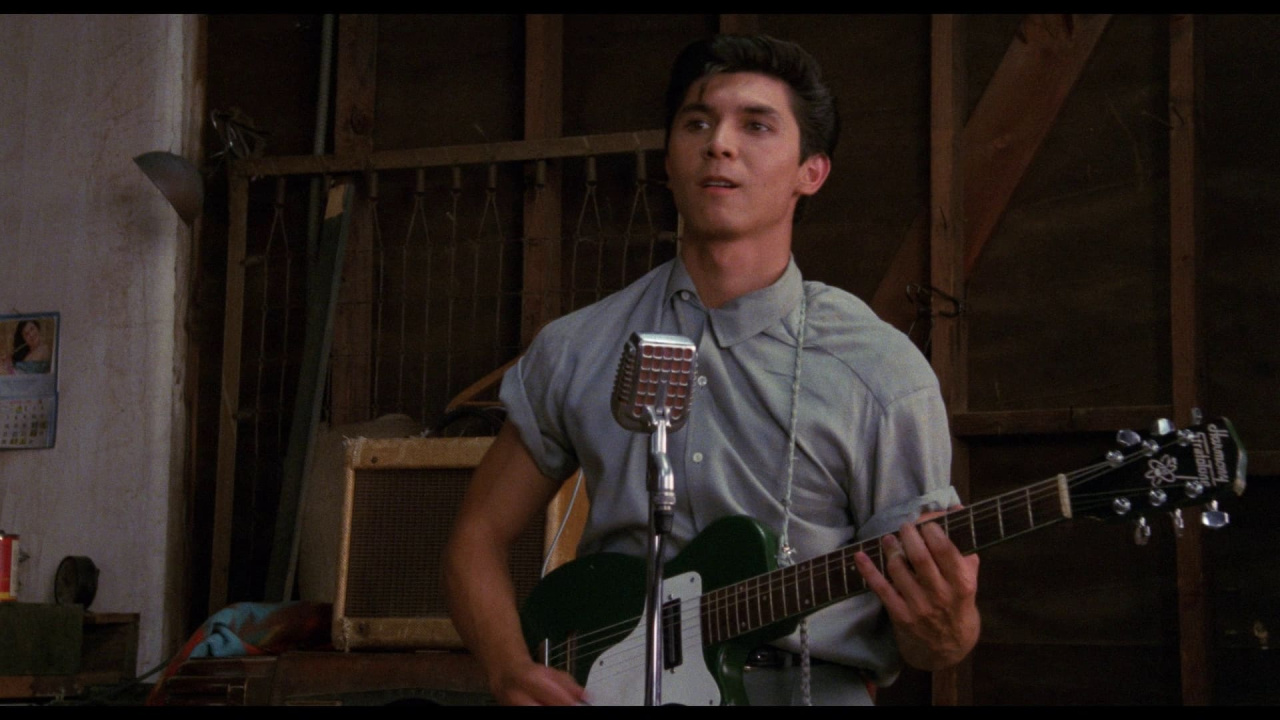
[498,329,581,482]
[857,385,959,541]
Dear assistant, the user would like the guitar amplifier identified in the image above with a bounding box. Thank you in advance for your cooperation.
[332,435,586,651]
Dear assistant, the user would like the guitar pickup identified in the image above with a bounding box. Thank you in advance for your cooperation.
[662,597,682,669]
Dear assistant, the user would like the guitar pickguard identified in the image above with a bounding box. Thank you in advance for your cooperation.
[583,570,720,706]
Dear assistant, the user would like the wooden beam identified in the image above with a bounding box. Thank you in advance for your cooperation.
[209,171,250,613]
[330,13,378,425]
[961,13,1111,276]
[230,130,667,179]
[872,15,1113,331]
[521,14,563,348]
[1168,13,1210,707]
[928,14,970,708]
[951,405,1175,437]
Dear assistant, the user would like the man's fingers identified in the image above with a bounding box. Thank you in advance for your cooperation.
[853,548,909,620]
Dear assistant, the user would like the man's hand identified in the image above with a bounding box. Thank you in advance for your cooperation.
[851,507,980,670]
[488,659,589,706]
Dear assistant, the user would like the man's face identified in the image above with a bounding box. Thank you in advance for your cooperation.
[665,71,828,244]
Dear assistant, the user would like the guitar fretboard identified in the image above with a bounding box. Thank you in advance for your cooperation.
[700,475,1071,645]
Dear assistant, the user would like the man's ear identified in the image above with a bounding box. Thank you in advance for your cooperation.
[796,153,831,197]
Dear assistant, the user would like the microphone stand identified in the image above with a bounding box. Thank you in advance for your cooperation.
[643,394,676,707]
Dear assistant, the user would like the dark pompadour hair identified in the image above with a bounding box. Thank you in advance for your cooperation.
[664,33,840,164]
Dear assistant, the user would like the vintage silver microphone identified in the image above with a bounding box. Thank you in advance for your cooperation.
[612,332,697,527]
[610,331,698,707]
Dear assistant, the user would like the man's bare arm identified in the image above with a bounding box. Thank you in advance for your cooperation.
[442,422,588,705]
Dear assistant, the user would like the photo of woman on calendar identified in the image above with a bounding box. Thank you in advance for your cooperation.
[1,314,57,375]
[0,312,59,450]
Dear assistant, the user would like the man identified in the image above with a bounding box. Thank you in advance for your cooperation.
[443,33,979,706]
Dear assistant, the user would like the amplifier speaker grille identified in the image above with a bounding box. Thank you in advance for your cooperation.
[332,435,584,651]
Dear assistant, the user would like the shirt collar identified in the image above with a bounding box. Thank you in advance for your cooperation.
[666,255,804,348]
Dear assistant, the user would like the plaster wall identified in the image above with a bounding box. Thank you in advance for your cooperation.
[0,13,197,675]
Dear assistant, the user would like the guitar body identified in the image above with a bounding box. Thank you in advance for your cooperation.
[520,515,798,706]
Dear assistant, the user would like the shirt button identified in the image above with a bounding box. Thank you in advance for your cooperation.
[692,452,704,463]
[696,375,708,387]
[679,290,691,301]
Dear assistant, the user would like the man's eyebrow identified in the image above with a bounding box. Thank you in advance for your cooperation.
[740,103,783,120]
[675,102,784,119]
[675,101,713,117]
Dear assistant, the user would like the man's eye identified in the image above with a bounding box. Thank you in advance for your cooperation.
[747,121,772,132]
[685,119,710,130]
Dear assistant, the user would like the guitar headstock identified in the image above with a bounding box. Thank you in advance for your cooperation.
[1069,416,1247,541]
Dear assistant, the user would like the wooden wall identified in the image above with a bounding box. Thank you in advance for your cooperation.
[189,14,1278,705]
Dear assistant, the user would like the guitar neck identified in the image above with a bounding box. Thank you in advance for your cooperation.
[700,474,1073,646]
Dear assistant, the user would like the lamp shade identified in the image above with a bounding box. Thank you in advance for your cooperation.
[134,150,204,225]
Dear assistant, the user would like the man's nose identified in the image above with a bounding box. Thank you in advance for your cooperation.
[704,128,736,158]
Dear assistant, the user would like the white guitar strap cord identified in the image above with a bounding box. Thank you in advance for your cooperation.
[541,469,586,578]
[775,286,812,706]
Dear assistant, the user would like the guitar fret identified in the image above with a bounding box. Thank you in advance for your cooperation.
[734,584,745,635]
[749,575,761,632]
[761,574,772,628]
[788,563,798,614]
[715,589,728,645]
[771,570,787,626]
[834,545,844,597]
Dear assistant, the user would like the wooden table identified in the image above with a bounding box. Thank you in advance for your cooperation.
[153,649,492,706]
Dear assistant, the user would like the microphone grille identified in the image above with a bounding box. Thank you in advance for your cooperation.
[612,332,697,432]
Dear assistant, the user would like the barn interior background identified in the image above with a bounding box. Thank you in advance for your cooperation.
[0,13,1272,706]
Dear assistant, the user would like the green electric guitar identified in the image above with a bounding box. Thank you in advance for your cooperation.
[520,417,1247,705]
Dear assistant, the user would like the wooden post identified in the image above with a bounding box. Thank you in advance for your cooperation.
[521,14,563,348]
[928,13,971,707]
[209,171,250,614]
[1168,13,1211,707]
[330,14,378,423]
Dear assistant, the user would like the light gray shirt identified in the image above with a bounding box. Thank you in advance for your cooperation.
[501,256,958,687]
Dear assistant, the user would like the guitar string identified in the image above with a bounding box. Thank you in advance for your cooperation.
[542,436,1200,679]
[544,476,1077,672]
[544,469,1122,670]
[546,477,1126,674]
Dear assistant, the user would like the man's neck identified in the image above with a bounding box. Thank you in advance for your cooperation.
[679,233,792,309]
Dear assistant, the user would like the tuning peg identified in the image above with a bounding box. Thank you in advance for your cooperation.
[1112,497,1133,516]
[1185,480,1205,499]
[1148,488,1168,507]
[1134,516,1152,546]
[1170,508,1185,538]
[1150,418,1176,437]
[1105,449,1125,467]
[1200,500,1230,529]
[1191,407,1204,425]
[1116,429,1142,447]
